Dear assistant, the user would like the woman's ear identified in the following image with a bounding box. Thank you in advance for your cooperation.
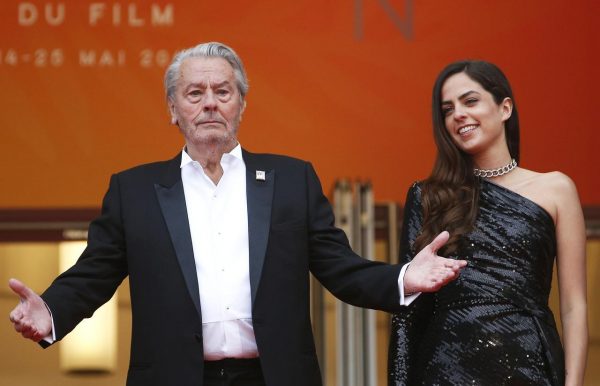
[501,97,513,122]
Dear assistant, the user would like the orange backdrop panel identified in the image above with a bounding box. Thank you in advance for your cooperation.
[0,0,598,207]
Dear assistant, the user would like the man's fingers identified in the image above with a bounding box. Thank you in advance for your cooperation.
[9,310,22,323]
[22,329,35,339]
[7,279,50,342]
[428,231,450,253]
[8,278,34,301]
[14,321,28,333]
[22,327,39,340]
[443,258,468,271]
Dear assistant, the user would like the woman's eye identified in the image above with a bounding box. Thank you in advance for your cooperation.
[442,107,453,116]
[465,98,478,105]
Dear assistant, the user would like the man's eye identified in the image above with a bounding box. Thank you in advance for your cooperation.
[217,89,229,96]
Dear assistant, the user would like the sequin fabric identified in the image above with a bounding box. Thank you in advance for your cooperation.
[388,180,565,386]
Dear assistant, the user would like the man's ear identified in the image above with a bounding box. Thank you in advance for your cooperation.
[240,100,247,121]
[168,98,178,125]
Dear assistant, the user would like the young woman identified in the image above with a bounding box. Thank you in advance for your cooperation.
[388,60,587,386]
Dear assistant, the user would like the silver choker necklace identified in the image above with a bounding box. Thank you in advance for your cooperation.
[473,159,517,178]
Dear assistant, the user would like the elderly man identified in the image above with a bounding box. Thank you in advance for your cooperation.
[8,42,465,386]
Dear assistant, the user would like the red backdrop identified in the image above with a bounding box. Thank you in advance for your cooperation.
[0,0,598,207]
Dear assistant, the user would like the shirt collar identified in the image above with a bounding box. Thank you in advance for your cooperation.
[180,143,243,169]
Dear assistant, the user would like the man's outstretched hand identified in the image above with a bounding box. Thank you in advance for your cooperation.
[8,278,52,342]
[404,231,467,294]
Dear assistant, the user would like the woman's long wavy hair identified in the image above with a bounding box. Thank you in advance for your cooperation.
[414,60,520,256]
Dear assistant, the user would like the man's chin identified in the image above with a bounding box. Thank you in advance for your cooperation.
[189,133,236,147]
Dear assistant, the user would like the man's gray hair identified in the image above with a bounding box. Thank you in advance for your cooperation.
[164,42,249,100]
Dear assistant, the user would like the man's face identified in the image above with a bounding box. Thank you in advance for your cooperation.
[168,56,245,148]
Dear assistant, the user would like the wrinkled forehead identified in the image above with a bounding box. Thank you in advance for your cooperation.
[177,56,236,87]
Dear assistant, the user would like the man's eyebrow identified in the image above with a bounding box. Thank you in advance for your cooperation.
[211,80,232,88]
[184,82,206,90]
[183,80,232,92]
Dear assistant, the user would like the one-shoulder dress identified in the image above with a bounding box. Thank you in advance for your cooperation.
[388,180,564,386]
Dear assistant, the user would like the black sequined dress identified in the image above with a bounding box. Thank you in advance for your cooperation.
[388,180,565,386]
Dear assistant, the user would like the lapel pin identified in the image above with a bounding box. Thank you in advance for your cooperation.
[256,170,266,181]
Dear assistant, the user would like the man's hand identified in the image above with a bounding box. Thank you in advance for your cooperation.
[8,278,52,342]
[404,231,467,293]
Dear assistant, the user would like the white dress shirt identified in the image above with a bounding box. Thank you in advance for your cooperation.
[181,144,258,360]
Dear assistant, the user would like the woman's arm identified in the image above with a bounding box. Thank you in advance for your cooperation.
[553,172,588,386]
[388,183,435,384]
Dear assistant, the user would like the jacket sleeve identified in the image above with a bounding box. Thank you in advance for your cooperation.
[388,183,434,385]
[305,162,403,313]
[41,174,128,342]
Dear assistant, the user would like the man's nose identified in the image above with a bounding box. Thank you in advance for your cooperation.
[203,91,218,111]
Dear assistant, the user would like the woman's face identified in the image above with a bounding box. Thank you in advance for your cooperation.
[440,72,512,157]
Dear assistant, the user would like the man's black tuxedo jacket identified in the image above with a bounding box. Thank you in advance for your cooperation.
[41,149,403,386]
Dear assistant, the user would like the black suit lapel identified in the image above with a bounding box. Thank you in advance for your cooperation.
[243,150,274,306]
[154,153,202,321]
